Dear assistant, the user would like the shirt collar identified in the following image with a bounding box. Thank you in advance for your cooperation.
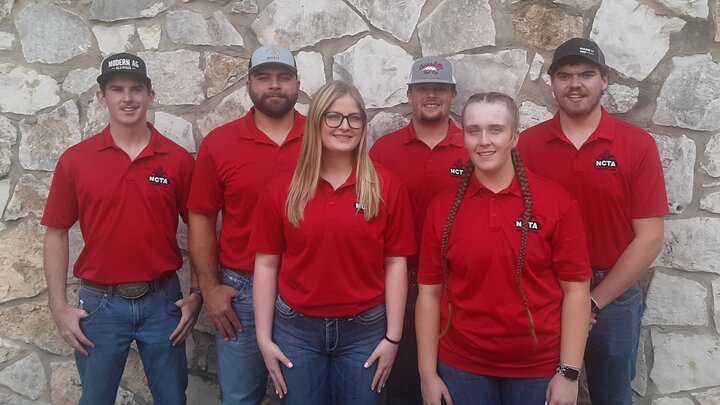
[96,123,168,155]
[403,119,464,148]
[466,173,522,198]
[545,106,615,145]
[240,107,306,145]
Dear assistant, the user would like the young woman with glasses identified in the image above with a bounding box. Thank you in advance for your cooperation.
[251,80,416,405]
[416,92,592,405]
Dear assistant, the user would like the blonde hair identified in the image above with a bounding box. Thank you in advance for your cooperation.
[286,81,381,227]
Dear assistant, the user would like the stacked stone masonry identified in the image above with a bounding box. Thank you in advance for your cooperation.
[0,0,718,403]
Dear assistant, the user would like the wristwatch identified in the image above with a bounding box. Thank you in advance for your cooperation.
[556,364,581,381]
[189,287,202,297]
[590,297,601,314]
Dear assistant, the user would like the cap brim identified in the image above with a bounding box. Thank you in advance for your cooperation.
[407,78,456,85]
[248,62,298,74]
[548,55,608,73]
[96,71,151,85]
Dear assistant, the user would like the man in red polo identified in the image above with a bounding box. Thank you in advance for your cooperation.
[518,38,668,404]
[369,55,466,405]
[187,44,306,404]
[42,53,201,405]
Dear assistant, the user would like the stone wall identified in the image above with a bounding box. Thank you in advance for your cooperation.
[0,0,718,403]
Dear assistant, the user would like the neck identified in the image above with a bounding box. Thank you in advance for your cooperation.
[254,108,296,146]
[320,150,354,189]
[108,121,151,160]
[474,164,515,194]
[413,118,449,149]
[558,106,602,149]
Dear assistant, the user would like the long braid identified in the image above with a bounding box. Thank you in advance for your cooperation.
[439,159,474,337]
[511,147,537,346]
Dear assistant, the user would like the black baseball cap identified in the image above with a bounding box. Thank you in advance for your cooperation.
[549,38,607,73]
[97,53,151,85]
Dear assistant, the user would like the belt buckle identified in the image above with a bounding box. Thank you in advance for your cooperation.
[116,282,149,299]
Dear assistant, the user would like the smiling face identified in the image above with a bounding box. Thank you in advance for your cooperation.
[463,101,518,182]
[247,64,300,119]
[551,62,608,119]
[320,95,365,156]
[97,74,154,128]
[408,83,456,124]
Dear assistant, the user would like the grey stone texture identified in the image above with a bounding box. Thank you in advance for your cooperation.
[137,25,161,50]
[700,189,720,214]
[166,10,244,46]
[16,4,92,64]
[591,0,685,80]
[643,271,708,326]
[92,24,136,56]
[715,2,720,42]
[197,86,252,137]
[0,179,9,219]
[296,51,326,98]
[0,352,46,400]
[529,53,544,81]
[204,52,247,98]
[656,0,709,19]
[552,0,601,9]
[519,101,553,132]
[50,361,81,405]
[3,173,50,221]
[89,0,177,22]
[418,0,495,56]
[0,393,48,405]
[0,0,13,22]
[0,31,14,50]
[62,68,101,96]
[0,68,60,115]
[714,278,720,334]
[656,218,720,274]
[701,133,720,177]
[332,37,413,108]
[513,5,584,50]
[347,0,426,42]
[19,100,81,172]
[602,84,638,114]
[138,50,204,105]
[0,115,16,177]
[653,54,720,132]
[368,111,410,146]
[650,331,720,394]
[252,0,368,51]
[154,112,196,153]
[0,338,21,365]
[231,0,258,14]
[84,97,110,138]
[652,134,695,214]
[632,332,649,396]
[0,220,47,303]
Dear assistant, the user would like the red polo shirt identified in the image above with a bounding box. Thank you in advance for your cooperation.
[41,124,194,284]
[419,172,591,378]
[250,166,416,317]
[518,108,669,270]
[369,120,466,268]
[187,108,306,271]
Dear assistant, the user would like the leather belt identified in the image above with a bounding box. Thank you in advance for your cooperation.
[591,269,610,289]
[81,272,175,299]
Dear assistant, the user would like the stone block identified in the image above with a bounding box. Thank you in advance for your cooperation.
[153,112,196,153]
[84,97,110,138]
[0,0,13,21]
[62,68,100,96]
[0,67,60,115]
[122,355,152,403]
[701,189,720,214]
[418,0,495,56]
[652,398,695,405]
[656,0,709,18]
[529,53,544,81]
[197,86,252,137]
[632,331,649,396]
[187,374,221,405]
[591,0,685,80]
[552,0,601,9]
[368,111,410,147]
[602,84,638,114]
[50,360,82,405]
[714,1,720,42]
[332,36,413,108]
[0,393,49,405]
[0,352,46,400]
[137,25,161,50]
[693,386,720,404]
[0,31,14,50]
[513,5,583,50]
[92,24,136,57]
[713,278,720,334]
[19,100,81,171]
[650,331,720,394]
[296,51,325,98]
[0,220,47,303]
[204,52,248,98]
[166,10,243,46]
[138,50,204,106]
[347,0,426,42]
[16,4,92,64]
[702,133,720,177]
[89,0,177,22]
[252,0,368,51]
[0,338,21,364]
[519,101,553,132]
[3,173,50,221]
[655,218,720,274]
[652,134,695,214]
[231,0,258,14]
[643,271,708,326]
[0,115,17,177]
[654,54,720,132]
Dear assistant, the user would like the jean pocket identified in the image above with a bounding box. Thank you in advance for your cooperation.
[354,304,386,325]
[78,287,109,324]
[221,269,249,299]
[158,274,182,316]
[614,282,642,306]
[274,295,300,319]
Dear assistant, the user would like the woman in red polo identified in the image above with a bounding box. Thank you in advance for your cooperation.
[416,92,591,405]
[251,80,415,405]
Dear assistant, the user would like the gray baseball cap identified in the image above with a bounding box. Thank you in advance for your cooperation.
[407,56,456,85]
[248,44,297,74]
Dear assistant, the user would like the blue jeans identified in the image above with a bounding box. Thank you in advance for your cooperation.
[437,359,551,405]
[585,281,643,405]
[385,287,422,405]
[215,268,267,405]
[273,295,386,405]
[76,273,187,405]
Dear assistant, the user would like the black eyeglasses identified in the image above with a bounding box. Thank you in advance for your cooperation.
[323,112,366,129]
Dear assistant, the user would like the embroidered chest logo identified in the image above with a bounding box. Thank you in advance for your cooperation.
[449,159,465,177]
[515,215,541,233]
[595,149,618,170]
[354,202,366,213]
[148,167,170,187]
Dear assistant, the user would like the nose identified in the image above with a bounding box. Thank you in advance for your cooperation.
[478,130,491,145]
[338,116,351,129]
[269,76,281,89]
[569,74,582,88]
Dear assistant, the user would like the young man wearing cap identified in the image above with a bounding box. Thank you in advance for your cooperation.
[369,56,466,405]
[518,38,668,404]
[42,52,201,404]
[187,44,305,404]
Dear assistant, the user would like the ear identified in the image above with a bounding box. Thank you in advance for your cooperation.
[510,131,519,148]
[96,89,107,107]
[601,75,609,93]
[148,89,156,106]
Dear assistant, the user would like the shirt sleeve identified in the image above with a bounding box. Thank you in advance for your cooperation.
[630,134,669,219]
[187,136,223,215]
[249,183,286,255]
[177,154,195,224]
[382,175,417,257]
[551,196,592,282]
[41,153,79,229]
[417,197,444,285]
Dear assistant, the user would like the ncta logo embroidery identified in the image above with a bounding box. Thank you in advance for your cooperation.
[449,159,465,177]
[354,202,366,213]
[148,167,170,187]
[595,149,618,170]
[515,216,540,232]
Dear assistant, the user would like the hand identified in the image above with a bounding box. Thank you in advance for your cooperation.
[364,338,399,393]
[50,303,94,356]
[169,292,203,346]
[545,373,579,405]
[589,312,597,332]
[203,284,242,340]
[420,373,453,405]
[258,340,293,399]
